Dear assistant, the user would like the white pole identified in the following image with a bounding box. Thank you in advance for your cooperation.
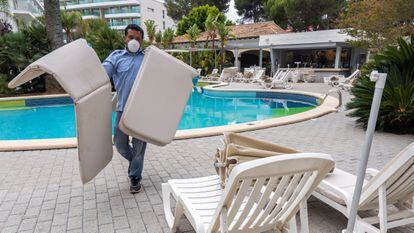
[259,48,263,68]
[235,48,239,69]
[345,71,387,233]
[335,45,342,69]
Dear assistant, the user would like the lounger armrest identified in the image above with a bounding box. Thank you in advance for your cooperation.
[318,179,353,207]
[178,195,206,232]
[366,168,380,179]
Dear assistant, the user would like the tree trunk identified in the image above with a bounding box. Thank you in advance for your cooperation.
[44,0,64,50]
[221,42,224,70]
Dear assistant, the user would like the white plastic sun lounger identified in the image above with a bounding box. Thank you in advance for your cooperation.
[163,153,334,233]
[219,67,239,83]
[313,142,414,233]
[249,69,265,83]
[203,69,219,81]
[324,69,360,89]
[261,69,292,89]
[8,39,113,183]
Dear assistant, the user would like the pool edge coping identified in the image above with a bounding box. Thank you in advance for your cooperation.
[0,85,339,151]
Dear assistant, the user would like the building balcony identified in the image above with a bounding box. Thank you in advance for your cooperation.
[109,20,141,29]
[82,15,101,19]
[12,0,44,15]
[104,8,140,14]
[104,12,140,19]
[62,0,140,10]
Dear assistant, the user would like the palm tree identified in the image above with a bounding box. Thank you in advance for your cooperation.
[0,0,8,15]
[205,14,219,49]
[217,21,233,70]
[186,24,201,48]
[144,20,157,44]
[44,0,64,49]
[87,26,124,61]
[162,28,175,49]
[186,24,201,67]
[155,30,162,47]
[60,11,82,42]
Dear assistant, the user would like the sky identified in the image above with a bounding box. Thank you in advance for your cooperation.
[225,0,241,24]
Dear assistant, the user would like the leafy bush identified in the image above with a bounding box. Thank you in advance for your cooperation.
[86,26,124,61]
[176,5,225,36]
[0,23,51,95]
[347,37,414,134]
[0,18,12,36]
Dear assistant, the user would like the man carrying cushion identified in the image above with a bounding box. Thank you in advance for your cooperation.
[102,24,146,194]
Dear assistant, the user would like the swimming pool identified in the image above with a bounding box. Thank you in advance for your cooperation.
[0,90,319,140]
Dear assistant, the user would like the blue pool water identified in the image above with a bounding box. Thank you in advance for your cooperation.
[0,91,317,140]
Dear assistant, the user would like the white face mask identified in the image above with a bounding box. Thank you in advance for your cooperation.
[127,39,140,53]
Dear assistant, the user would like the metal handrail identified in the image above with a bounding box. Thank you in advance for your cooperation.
[321,88,342,109]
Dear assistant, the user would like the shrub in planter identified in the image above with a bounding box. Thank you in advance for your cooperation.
[346,37,414,134]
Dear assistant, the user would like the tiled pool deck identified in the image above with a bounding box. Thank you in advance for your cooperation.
[0,83,413,233]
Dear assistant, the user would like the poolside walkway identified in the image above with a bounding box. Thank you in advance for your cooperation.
[1,83,414,233]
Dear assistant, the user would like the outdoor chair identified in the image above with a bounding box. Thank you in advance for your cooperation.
[197,68,202,75]
[301,69,316,83]
[162,153,335,233]
[244,67,255,75]
[324,69,360,90]
[313,142,414,233]
[338,69,361,90]
[219,67,239,83]
[262,69,292,89]
[203,69,220,81]
[248,69,265,83]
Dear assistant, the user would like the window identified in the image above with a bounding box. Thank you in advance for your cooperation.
[162,10,165,19]
[163,21,165,30]
[147,7,154,13]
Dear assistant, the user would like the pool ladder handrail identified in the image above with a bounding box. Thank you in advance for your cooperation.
[321,88,342,110]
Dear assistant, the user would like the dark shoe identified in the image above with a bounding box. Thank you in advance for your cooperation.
[130,177,142,194]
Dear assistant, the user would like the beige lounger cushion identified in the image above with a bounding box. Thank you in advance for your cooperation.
[8,39,113,183]
[119,46,197,146]
[76,83,113,182]
[315,168,366,205]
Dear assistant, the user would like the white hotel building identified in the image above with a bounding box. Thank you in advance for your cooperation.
[1,0,44,32]
[60,0,176,39]
[1,0,175,38]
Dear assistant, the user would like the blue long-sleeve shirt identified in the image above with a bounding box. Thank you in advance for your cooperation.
[102,49,145,112]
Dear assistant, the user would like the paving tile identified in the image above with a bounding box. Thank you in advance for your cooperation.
[34,221,52,233]
[18,218,37,231]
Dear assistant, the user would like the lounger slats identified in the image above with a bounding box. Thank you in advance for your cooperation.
[263,173,304,225]
[172,175,219,184]
[189,196,223,205]
[277,172,317,224]
[361,157,414,208]
[253,175,291,227]
[386,164,414,203]
[227,179,253,224]
[231,178,267,230]
[243,176,280,228]
[177,186,222,193]
[187,191,223,199]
